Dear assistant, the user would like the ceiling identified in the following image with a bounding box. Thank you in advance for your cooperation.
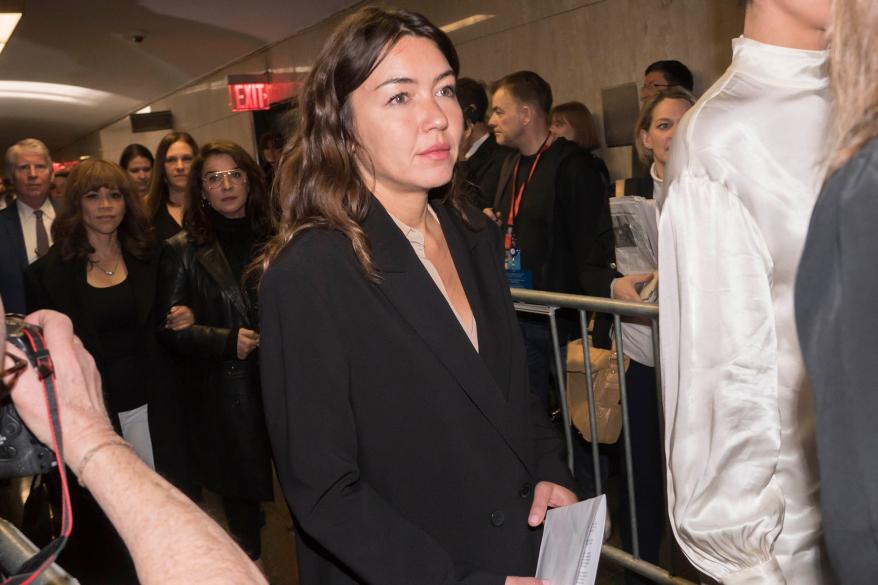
[0,0,357,157]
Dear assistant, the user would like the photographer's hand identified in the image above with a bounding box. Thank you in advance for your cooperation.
[10,310,118,470]
[3,306,266,584]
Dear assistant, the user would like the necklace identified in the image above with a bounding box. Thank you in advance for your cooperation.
[90,257,120,276]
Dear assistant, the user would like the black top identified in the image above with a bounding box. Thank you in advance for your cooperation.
[152,203,183,243]
[259,199,574,585]
[622,176,654,198]
[85,278,149,411]
[24,247,164,415]
[795,136,878,585]
[495,137,615,295]
[210,208,259,334]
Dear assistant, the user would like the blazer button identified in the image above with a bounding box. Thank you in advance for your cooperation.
[490,510,505,527]
[519,482,532,499]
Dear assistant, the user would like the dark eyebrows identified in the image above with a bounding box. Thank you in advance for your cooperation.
[434,69,455,84]
[374,69,456,90]
[375,76,414,90]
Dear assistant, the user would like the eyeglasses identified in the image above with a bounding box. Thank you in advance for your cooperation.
[202,169,246,190]
[0,351,27,399]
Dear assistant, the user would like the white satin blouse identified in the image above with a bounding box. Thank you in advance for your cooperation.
[658,36,833,584]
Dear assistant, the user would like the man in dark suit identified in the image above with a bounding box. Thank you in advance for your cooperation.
[1,138,55,314]
[456,78,514,212]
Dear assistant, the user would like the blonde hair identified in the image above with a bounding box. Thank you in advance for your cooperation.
[634,87,696,164]
[827,0,878,174]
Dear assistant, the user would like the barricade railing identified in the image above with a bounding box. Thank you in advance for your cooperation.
[510,288,695,585]
[0,517,78,583]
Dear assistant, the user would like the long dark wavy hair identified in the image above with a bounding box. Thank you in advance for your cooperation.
[184,140,275,246]
[260,6,473,281]
[52,159,154,261]
[145,131,198,220]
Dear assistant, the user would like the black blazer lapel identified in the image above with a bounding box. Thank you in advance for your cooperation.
[194,242,249,324]
[46,257,105,357]
[432,203,512,399]
[365,199,534,474]
[124,250,157,328]
[0,205,28,269]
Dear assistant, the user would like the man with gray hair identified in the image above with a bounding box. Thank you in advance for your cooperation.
[0,138,55,314]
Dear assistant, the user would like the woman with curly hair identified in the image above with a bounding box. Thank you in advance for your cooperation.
[26,159,192,462]
[24,158,194,581]
[156,140,275,563]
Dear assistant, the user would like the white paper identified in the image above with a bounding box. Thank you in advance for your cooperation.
[610,196,658,275]
[535,495,606,585]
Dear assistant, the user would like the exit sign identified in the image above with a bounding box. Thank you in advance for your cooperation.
[227,72,300,113]
[229,82,270,112]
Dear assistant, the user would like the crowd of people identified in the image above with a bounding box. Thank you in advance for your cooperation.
[1,0,876,584]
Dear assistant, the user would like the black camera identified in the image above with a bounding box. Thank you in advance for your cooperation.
[1,315,57,479]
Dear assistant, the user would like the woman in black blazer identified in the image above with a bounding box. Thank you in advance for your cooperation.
[24,159,193,581]
[795,3,878,582]
[156,140,274,562]
[259,8,577,585]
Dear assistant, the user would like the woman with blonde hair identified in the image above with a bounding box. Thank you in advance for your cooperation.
[607,87,695,585]
[795,0,878,582]
[617,87,696,199]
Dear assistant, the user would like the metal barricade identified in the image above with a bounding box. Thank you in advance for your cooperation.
[510,288,695,585]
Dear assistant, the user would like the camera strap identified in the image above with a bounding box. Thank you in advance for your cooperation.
[3,324,72,585]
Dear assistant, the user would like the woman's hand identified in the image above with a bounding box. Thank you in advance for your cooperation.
[528,481,578,527]
[611,273,655,302]
[236,328,260,360]
[165,305,195,331]
[482,208,502,226]
[505,577,548,585]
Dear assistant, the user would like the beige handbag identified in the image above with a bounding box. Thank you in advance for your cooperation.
[566,338,629,444]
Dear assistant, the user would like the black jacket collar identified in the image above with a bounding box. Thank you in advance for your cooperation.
[361,198,533,473]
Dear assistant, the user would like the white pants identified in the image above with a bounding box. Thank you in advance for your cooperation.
[117,403,155,470]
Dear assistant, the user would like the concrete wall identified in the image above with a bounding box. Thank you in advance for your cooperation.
[54,0,744,179]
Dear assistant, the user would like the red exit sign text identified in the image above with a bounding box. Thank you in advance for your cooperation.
[228,83,270,112]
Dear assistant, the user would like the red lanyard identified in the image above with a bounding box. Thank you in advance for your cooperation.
[505,133,551,250]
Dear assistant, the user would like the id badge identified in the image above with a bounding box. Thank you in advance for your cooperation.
[504,244,521,271]
[504,247,532,288]
[505,268,533,289]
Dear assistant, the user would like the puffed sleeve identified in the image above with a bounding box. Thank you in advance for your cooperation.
[259,241,503,585]
[658,173,786,584]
